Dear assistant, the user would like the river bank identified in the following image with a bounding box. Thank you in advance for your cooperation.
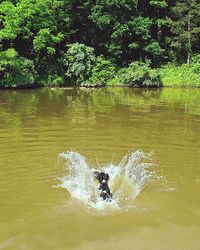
[1,62,200,89]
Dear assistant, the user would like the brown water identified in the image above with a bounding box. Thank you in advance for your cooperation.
[0,87,200,250]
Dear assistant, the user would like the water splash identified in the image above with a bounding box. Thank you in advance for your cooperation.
[58,150,154,211]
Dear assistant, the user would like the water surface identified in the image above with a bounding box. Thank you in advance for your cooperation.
[0,88,200,249]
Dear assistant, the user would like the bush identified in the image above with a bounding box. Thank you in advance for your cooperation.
[40,73,64,86]
[37,62,64,86]
[0,49,36,88]
[119,61,161,87]
[62,43,96,85]
[87,56,116,86]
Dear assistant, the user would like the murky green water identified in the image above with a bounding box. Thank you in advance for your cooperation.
[0,87,200,250]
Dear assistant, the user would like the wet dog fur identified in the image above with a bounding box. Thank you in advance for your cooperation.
[94,171,112,201]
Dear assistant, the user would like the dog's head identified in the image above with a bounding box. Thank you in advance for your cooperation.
[94,171,109,183]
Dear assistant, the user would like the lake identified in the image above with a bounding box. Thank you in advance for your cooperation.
[0,87,200,249]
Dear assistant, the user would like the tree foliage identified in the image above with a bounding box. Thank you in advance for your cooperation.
[88,56,116,86]
[62,43,96,84]
[0,48,36,87]
[168,0,200,64]
[0,0,199,87]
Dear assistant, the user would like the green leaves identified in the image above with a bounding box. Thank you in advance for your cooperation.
[90,0,169,63]
[0,0,199,87]
[160,63,200,87]
[88,56,116,86]
[0,49,36,87]
[129,17,152,39]
[33,28,64,54]
[169,0,200,63]
[119,61,161,87]
[145,41,164,56]
[0,1,20,40]
[62,43,96,84]
[150,0,168,8]
[0,0,70,53]
[128,43,139,49]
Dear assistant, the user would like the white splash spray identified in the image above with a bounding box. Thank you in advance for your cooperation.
[58,150,154,211]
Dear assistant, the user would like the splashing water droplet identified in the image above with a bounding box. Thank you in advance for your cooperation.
[58,150,154,211]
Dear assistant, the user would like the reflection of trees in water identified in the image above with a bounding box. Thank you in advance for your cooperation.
[66,88,162,114]
[0,90,38,115]
[159,88,200,116]
[0,88,200,131]
[67,87,200,116]
[0,90,38,130]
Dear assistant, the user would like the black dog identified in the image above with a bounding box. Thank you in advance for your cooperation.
[94,171,112,201]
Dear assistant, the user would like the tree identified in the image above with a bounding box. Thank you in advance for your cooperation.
[0,48,36,87]
[62,43,96,84]
[90,0,170,64]
[168,0,200,64]
[0,0,71,56]
[88,56,116,85]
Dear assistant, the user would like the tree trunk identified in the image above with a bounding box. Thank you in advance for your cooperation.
[187,6,191,64]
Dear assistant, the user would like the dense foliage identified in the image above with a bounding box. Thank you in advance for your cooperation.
[87,56,116,86]
[0,0,199,87]
[0,48,36,87]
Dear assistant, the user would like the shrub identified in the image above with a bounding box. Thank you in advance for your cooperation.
[40,73,64,86]
[87,56,116,86]
[0,48,36,88]
[119,61,161,87]
[37,62,64,86]
[62,43,96,85]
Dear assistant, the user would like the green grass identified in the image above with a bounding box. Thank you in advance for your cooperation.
[107,76,123,86]
[160,64,200,87]
[107,63,200,88]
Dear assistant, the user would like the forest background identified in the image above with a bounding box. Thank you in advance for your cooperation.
[0,0,200,88]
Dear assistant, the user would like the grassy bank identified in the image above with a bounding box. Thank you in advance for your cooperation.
[160,64,200,87]
[107,63,200,88]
